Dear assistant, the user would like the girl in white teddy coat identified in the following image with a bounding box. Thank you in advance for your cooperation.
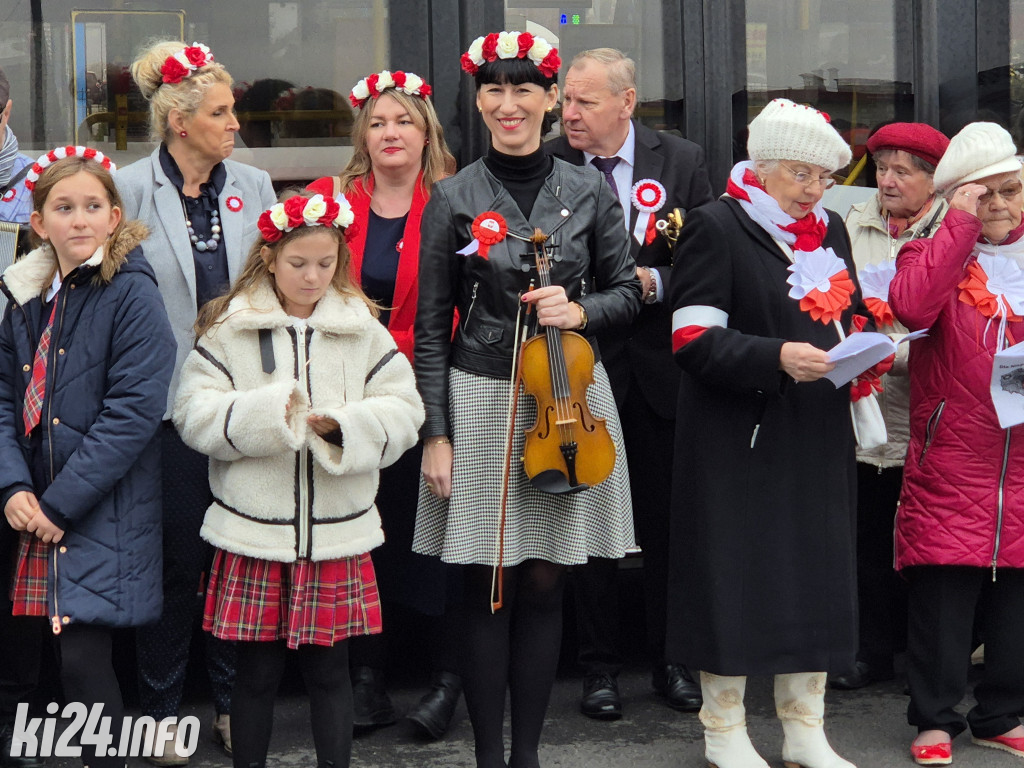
[173,191,424,768]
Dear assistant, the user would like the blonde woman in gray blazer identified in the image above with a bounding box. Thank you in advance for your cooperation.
[114,40,275,763]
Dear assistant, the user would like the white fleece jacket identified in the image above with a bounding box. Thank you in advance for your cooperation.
[173,281,424,562]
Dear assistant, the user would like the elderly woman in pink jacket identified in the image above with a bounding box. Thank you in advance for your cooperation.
[890,122,1024,766]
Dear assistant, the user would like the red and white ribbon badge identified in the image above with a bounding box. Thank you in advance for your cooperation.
[456,211,507,260]
[630,179,666,246]
[1,189,15,203]
[225,196,243,212]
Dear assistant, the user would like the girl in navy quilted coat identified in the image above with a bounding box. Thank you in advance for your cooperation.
[0,149,174,768]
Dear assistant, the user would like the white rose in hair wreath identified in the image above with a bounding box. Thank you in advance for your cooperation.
[403,73,424,93]
[376,70,396,91]
[269,205,289,231]
[467,37,485,63]
[529,39,552,61]
[496,31,520,59]
[335,196,355,229]
[303,195,328,225]
[351,80,370,101]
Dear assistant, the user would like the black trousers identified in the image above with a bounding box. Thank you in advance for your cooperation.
[853,463,907,671]
[905,565,1024,739]
[575,383,674,676]
[136,423,234,720]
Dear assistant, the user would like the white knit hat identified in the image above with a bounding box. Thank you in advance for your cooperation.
[932,122,1022,194]
[747,98,852,171]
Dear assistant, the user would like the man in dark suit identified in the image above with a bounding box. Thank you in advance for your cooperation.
[546,47,714,720]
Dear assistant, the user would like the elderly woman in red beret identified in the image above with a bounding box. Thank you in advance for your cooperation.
[834,123,950,692]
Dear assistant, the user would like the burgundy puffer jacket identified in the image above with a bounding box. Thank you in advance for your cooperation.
[890,208,1024,573]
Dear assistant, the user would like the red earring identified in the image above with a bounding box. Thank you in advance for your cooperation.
[179,130,188,138]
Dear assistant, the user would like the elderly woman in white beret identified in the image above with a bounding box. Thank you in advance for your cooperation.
[890,122,1024,766]
[666,98,877,768]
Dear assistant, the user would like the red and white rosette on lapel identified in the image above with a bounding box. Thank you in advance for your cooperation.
[457,211,508,260]
[630,179,666,246]
[859,261,897,329]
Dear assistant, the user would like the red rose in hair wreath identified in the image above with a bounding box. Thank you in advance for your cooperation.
[517,33,534,57]
[283,196,308,229]
[184,46,208,67]
[481,34,499,61]
[160,58,190,85]
[460,53,479,76]
[257,211,283,243]
[538,51,561,78]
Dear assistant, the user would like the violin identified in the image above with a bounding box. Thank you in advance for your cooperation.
[518,229,616,494]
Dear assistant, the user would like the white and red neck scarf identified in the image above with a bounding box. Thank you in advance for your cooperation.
[958,238,1024,351]
[726,162,854,325]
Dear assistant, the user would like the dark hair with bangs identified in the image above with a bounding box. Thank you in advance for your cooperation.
[474,58,557,91]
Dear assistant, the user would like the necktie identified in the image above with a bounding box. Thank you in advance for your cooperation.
[22,298,57,436]
[591,156,621,200]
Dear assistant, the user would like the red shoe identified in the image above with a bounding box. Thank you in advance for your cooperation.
[911,741,952,765]
[972,734,1024,758]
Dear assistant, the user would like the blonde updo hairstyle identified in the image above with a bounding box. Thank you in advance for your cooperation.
[130,40,233,143]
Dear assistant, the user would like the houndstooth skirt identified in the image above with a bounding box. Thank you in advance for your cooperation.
[412,363,634,567]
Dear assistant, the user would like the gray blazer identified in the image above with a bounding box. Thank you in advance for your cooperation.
[116,147,276,416]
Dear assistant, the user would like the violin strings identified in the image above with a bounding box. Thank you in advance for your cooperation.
[538,244,574,449]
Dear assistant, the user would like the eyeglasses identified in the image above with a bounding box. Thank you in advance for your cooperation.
[978,183,1023,204]
[780,162,837,190]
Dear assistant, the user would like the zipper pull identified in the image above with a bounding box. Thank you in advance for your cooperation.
[750,423,761,448]
[992,562,998,582]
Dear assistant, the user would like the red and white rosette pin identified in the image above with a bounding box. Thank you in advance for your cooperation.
[1,189,15,203]
[457,211,508,260]
[225,196,243,213]
[630,179,666,245]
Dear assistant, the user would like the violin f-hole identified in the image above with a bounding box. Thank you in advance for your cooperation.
[573,401,597,433]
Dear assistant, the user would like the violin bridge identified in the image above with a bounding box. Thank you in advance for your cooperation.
[554,418,578,426]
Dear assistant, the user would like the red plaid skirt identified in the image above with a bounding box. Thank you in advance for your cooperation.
[10,533,51,617]
[202,549,382,649]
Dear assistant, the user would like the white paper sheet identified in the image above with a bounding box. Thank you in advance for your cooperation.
[825,330,928,387]
[992,339,1024,428]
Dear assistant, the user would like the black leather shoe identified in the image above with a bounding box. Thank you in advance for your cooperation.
[351,666,397,729]
[0,721,44,768]
[829,660,895,691]
[407,671,462,739]
[652,663,702,712]
[580,673,622,720]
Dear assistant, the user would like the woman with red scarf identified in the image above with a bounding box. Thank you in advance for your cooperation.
[308,70,460,738]
[666,99,877,768]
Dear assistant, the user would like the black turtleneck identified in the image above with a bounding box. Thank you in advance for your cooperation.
[483,144,552,220]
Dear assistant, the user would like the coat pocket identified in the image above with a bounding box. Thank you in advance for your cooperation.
[917,399,946,467]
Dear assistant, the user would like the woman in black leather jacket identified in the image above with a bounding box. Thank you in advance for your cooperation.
[412,31,640,768]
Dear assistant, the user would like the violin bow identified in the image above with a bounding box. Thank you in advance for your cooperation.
[491,277,535,612]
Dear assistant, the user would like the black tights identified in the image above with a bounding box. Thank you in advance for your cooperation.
[58,625,123,768]
[459,560,566,768]
[231,640,352,768]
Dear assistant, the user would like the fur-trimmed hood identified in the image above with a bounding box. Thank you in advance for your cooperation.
[1,220,150,305]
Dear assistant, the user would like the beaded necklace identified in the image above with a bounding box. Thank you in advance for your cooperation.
[180,197,221,253]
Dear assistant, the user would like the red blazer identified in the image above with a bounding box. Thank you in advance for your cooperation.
[307,173,427,362]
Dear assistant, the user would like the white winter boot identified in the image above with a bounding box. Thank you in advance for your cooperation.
[775,672,856,768]
[699,671,770,768]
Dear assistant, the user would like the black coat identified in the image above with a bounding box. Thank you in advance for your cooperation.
[665,197,861,675]
[415,157,641,438]
[0,226,175,629]
[546,123,714,418]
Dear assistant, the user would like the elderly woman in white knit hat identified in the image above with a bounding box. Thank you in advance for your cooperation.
[889,122,1024,766]
[665,98,879,768]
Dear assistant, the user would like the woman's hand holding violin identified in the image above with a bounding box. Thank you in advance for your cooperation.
[421,437,453,498]
[522,285,585,330]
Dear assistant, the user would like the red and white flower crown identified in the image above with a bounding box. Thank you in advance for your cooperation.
[25,146,116,191]
[460,31,560,78]
[257,194,355,243]
[161,43,215,85]
[349,70,433,110]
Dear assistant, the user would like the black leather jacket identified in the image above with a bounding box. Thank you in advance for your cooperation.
[415,157,641,437]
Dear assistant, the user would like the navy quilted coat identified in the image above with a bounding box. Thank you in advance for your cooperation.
[0,223,174,629]
[891,208,1024,573]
